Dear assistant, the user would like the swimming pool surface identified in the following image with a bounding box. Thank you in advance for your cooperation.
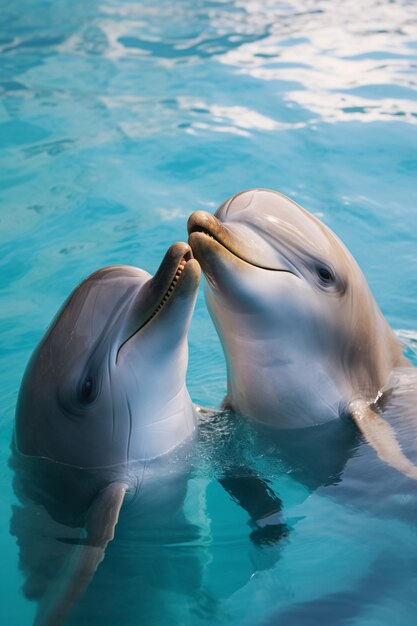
[1,1,417,624]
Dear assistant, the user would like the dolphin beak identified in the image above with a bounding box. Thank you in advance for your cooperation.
[151,242,195,288]
[188,211,297,275]
[117,243,200,359]
[188,211,243,255]
[146,242,201,315]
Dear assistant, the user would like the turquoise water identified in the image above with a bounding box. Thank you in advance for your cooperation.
[1,0,417,624]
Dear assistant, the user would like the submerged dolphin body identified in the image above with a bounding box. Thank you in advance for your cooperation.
[188,188,417,480]
[12,242,202,625]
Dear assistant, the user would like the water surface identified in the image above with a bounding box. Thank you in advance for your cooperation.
[1,1,417,624]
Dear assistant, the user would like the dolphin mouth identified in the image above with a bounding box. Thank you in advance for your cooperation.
[188,211,244,261]
[188,211,295,274]
[117,243,199,359]
[143,251,193,325]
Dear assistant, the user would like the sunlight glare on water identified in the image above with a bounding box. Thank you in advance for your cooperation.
[1,1,417,624]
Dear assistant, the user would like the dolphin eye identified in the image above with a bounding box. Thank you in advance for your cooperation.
[80,376,94,402]
[316,266,334,285]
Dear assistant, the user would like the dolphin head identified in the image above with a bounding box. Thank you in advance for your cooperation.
[188,189,404,428]
[15,243,201,467]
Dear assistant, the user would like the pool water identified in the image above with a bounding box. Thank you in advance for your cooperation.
[1,0,417,624]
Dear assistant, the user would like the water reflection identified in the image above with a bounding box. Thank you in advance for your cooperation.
[3,0,415,138]
[212,367,417,624]
[9,448,213,625]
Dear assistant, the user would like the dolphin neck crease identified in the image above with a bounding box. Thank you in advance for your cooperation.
[125,385,197,462]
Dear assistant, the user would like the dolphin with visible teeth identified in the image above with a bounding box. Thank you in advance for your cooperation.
[12,242,202,626]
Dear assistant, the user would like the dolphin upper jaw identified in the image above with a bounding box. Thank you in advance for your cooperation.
[188,211,298,275]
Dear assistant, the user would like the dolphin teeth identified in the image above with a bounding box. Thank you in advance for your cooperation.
[142,256,189,326]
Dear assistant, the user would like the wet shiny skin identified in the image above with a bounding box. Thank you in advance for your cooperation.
[1,1,417,625]
[188,188,406,428]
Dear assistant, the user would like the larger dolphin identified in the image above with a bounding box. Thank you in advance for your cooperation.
[188,188,417,480]
[12,242,201,625]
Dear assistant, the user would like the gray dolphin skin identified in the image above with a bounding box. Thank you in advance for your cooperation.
[12,242,201,625]
[16,241,200,468]
[188,188,417,480]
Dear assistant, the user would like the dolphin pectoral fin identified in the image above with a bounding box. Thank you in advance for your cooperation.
[349,400,417,481]
[35,481,128,626]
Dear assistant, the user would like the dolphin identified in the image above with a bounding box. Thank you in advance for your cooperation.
[188,188,417,480]
[12,242,202,625]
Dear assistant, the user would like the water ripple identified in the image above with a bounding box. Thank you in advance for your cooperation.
[1,2,417,623]
[215,0,417,124]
